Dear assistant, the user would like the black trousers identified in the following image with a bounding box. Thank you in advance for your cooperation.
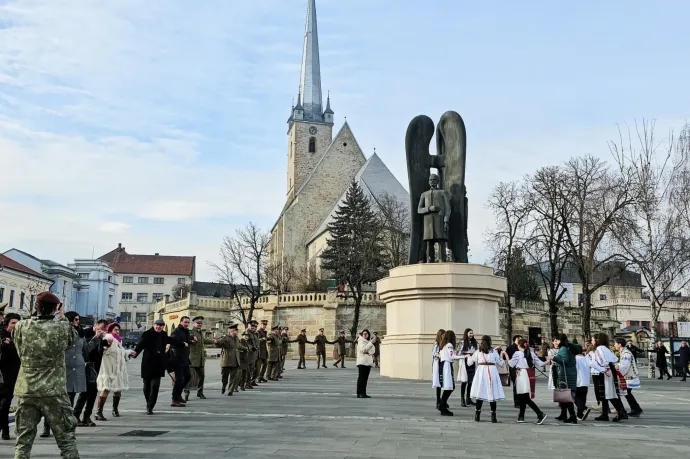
[143,377,161,410]
[317,351,327,367]
[517,393,541,417]
[74,382,98,418]
[0,393,13,431]
[357,365,371,395]
[172,365,191,401]
[625,389,641,412]
[298,352,306,368]
[475,400,496,412]
[574,386,588,413]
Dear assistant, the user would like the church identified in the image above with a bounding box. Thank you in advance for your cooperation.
[269,0,408,279]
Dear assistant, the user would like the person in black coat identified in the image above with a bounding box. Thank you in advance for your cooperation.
[169,317,192,406]
[0,313,21,440]
[132,319,183,414]
[506,335,522,408]
[654,340,672,380]
[73,319,108,427]
[674,341,690,381]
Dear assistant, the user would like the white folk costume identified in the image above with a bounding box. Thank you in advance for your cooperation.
[591,345,623,399]
[546,348,558,390]
[575,354,591,388]
[432,343,441,388]
[456,344,476,383]
[618,347,640,389]
[97,334,131,392]
[468,350,506,401]
[509,350,543,396]
[439,343,463,390]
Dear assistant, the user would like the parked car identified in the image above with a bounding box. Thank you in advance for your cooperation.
[123,330,144,348]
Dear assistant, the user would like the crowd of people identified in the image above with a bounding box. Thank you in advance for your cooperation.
[0,294,383,458]
[430,328,679,424]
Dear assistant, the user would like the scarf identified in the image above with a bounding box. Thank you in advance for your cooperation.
[111,332,122,343]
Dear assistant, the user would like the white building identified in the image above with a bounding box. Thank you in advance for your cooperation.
[68,258,118,322]
[3,248,79,311]
[99,243,195,331]
[0,253,53,316]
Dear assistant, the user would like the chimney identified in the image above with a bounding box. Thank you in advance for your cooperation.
[155,253,159,256]
[117,243,121,250]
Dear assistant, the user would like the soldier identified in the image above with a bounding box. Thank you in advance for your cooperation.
[373,332,382,368]
[290,329,312,369]
[280,327,290,372]
[312,328,334,369]
[254,319,269,383]
[214,324,245,396]
[266,325,282,381]
[245,320,260,388]
[184,316,206,401]
[333,331,352,368]
[12,292,80,459]
[238,331,252,390]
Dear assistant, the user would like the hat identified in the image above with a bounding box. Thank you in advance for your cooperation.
[249,320,259,326]
[260,319,268,324]
[192,316,204,323]
[242,331,249,336]
[228,323,239,330]
[271,324,280,331]
[282,327,289,330]
[65,311,79,322]
[301,328,306,332]
[36,292,61,306]
[319,328,324,332]
[373,331,379,335]
[154,319,165,325]
[107,322,120,334]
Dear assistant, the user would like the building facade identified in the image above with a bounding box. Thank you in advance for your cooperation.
[100,243,195,331]
[269,0,407,281]
[68,258,118,322]
[0,253,53,316]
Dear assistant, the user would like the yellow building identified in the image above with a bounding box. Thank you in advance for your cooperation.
[0,253,53,316]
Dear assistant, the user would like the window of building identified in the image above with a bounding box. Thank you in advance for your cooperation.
[120,312,132,322]
[138,277,149,284]
[641,321,650,328]
[122,276,133,284]
[79,273,90,280]
[121,292,133,302]
[577,293,583,305]
[152,293,164,303]
[9,290,14,308]
[0,287,4,303]
[154,277,164,284]
[20,292,25,310]
[629,320,640,327]
[137,293,148,303]
[108,275,112,282]
[308,136,316,153]
[135,312,147,323]
[30,295,35,308]
[108,295,113,308]
[599,294,607,301]
[177,278,186,285]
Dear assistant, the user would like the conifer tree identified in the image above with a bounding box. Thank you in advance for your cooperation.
[321,181,389,353]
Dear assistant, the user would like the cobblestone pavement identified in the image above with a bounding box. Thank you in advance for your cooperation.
[8,359,690,459]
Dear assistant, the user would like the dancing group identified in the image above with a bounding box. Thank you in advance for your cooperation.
[432,328,643,424]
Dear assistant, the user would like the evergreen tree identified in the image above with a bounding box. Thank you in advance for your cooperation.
[506,248,542,302]
[321,181,389,353]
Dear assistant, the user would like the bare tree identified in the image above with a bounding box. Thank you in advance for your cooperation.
[522,166,572,336]
[171,283,190,301]
[375,191,410,269]
[294,262,328,292]
[610,120,690,375]
[558,155,635,338]
[486,180,530,342]
[209,222,269,326]
[264,256,295,295]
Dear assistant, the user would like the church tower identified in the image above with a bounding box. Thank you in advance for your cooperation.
[286,0,334,200]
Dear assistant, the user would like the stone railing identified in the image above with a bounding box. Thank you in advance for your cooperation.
[239,290,382,308]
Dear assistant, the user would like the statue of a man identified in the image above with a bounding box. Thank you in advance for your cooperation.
[417,174,451,262]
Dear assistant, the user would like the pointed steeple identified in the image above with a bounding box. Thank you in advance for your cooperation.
[298,0,324,123]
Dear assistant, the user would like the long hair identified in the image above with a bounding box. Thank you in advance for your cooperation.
[462,328,478,351]
[441,330,457,349]
[557,333,569,348]
[596,333,609,347]
[360,329,371,340]
[479,335,492,354]
[435,329,446,347]
[518,338,533,368]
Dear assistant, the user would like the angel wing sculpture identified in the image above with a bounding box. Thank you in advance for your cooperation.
[406,111,469,264]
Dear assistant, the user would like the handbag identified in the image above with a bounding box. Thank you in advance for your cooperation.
[552,361,574,403]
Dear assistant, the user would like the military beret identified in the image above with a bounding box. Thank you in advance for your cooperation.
[154,319,165,325]
[192,316,204,323]
[228,323,239,330]
[36,292,61,305]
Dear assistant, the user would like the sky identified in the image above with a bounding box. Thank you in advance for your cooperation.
[1,0,689,282]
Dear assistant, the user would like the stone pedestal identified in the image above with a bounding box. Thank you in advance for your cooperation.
[376,263,507,380]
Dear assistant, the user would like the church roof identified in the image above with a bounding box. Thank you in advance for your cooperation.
[306,153,409,244]
[298,0,324,123]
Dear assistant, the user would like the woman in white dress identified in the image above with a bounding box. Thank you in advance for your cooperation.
[438,330,464,416]
[590,333,628,422]
[457,328,477,407]
[509,338,547,424]
[468,335,508,423]
[95,323,134,420]
[431,329,446,410]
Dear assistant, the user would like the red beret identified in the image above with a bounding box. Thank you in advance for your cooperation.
[36,292,61,305]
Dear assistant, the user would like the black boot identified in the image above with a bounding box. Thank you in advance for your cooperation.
[474,410,481,422]
[95,396,108,421]
[612,411,628,422]
[491,411,497,423]
[441,407,453,416]
[112,394,121,417]
[40,421,50,438]
[184,390,190,402]
[1,428,10,440]
[221,385,226,394]
[197,390,206,399]
[466,395,476,406]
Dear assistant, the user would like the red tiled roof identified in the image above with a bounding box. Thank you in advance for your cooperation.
[99,246,195,276]
[0,254,52,281]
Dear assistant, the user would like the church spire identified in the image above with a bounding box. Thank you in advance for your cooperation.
[298,0,324,123]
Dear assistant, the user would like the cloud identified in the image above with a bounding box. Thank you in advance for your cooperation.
[99,222,130,233]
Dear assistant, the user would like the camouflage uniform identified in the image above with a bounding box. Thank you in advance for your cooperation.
[13,315,79,459]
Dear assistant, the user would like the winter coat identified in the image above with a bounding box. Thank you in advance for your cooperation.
[553,344,577,389]
[356,336,375,367]
[96,335,131,392]
[0,327,20,396]
[257,329,268,359]
[64,330,100,393]
[655,345,669,369]
[266,333,281,362]
[133,328,172,379]
[675,345,690,366]
[217,334,245,368]
[169,325,191,368]
[188,327,206,367]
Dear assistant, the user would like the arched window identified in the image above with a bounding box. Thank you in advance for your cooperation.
[308,137,316,153]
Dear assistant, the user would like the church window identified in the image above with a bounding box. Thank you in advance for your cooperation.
[343,142,347,147]
[308,137,316,153]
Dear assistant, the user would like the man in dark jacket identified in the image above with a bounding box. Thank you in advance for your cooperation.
[0,313,21,440]
[132,319,178,414]
[254,319,269,383]
[332,331,351,369]
[506,335,522,407]
[73,319,107,427]
[290,329,312,369]
[675,341,690,381]
[169,317,191,406]
[312,328,333,369]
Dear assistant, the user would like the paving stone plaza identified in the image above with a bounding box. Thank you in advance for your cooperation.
[8,358,688,459]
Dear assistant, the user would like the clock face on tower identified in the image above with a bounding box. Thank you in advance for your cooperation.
[309,126,317,135]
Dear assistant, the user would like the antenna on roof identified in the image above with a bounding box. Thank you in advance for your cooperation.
[91,247,94,259]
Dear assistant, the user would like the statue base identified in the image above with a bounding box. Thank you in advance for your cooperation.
[376,263,507,380]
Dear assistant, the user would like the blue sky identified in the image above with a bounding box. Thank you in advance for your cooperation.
[1,0,689,281]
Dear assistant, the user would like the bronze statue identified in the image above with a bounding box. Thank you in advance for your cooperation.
[417,174,451,262]
[406,111,468,264]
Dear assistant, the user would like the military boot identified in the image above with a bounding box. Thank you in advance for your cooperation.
[40,421,50,438]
